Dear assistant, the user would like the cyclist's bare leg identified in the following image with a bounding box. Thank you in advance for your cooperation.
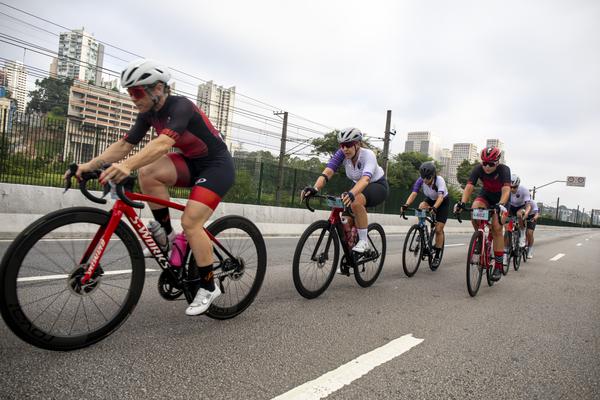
[491,212,504,254]
[351,193,368,229]
[182,200,214,267]
[527,228,535,247]
[434,222,445,248]
[138,155,177,209]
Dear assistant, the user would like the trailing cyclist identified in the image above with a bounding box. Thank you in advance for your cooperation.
[400,161,449,269]
[506,174,532,253]
[301,127,389,253]
[454,146,511,282]
[66,59,234,316]
[526,199,540,259]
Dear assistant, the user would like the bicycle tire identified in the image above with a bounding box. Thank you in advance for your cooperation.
[292,220,339,299]
[0,207,145,351]
[402,225,423,277]
[502,232,512,276]
[354,223,386,287]
[202,216,267,320]
[466,231,483,297]
[485,238,496,287]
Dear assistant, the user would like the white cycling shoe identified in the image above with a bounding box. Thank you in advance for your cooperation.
[185,285,221,316]
[352,240,369,253]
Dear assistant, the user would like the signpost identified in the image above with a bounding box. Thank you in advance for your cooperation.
[566,176,586,187]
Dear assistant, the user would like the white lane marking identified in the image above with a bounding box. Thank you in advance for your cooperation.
[17,269,159,282]
[445,244,465,247]
[585,238,589,241]
[550,253,565,261]
[271,333,424,400]
[576,243,582,247]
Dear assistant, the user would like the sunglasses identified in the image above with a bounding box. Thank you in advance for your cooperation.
[127,86,147,100]
[482,161,498,167]
[339,141,357,149]
[423,175,433,180]
[510,185,518,189]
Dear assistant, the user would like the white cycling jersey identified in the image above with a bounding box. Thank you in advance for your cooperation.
[326,147,384,183]
[509,185,531,207]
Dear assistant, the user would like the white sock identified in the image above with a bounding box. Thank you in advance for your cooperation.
[358,228,367,241]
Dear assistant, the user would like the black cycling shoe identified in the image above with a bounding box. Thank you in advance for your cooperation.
[430,256,441,271]
[491,268,502,282]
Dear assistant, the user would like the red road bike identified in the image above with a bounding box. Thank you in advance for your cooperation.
[0,165,266,351]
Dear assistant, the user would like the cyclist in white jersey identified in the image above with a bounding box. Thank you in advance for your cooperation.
[526,199,540,258]
[399,161,449,269]
[507,174,531,249]
[301,127,389,253]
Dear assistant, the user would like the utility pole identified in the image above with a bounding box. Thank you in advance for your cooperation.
[382,110,392,176]
[274,111,288,206]
[556,197,560,221]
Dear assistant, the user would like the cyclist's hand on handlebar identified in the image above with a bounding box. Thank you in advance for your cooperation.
[99,163,131,185]
[494,203,507,216]
[301,186,318,200]
[399,204,408,215]
[341,191,355,207]
[453,201,465,214]
[430,206,438,216]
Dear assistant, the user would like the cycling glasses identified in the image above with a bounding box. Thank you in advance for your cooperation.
[127,86,147,100]
[482,161,498,167]
[510,185,519,189]
[339,141,357,149]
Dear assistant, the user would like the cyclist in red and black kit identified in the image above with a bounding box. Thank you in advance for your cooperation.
[454,146,511,282]
[68,59,234,316]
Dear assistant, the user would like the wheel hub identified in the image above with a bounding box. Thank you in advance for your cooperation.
[68,265,103,296]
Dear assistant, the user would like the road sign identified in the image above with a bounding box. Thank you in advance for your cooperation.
[566,176,586,187]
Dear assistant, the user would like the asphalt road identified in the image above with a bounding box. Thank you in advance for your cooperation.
[1,228,599,399]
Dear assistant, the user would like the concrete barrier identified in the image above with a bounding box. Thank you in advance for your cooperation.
[0,183,587,239]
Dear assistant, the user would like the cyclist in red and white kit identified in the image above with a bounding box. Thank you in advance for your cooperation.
[69,59,233,316]
[454,146,511,282]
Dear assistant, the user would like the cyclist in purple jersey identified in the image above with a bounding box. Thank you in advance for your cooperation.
[454,146,511,281]
[67,59,233,316]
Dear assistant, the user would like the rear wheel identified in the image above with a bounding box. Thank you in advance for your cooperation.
[466,231,483,297]
[354,223,386,287]
[201,216,267,320]
[513,231,522,271]
[402,225,423,277]
[292,220,339,299]
[0,207,145,351]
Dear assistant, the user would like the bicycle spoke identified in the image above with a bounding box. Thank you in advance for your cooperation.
[29,289,68,323]
[68,298,83,336]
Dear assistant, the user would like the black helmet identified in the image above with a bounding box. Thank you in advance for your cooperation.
[419,161,436,179]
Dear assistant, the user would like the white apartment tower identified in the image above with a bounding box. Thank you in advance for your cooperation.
[57,28,105,85]
[4,60,27,114]
[486,138,506,164]
[448,143,478,186]
[404,131,442,160]
[197,80,236,151]
[440,148,452,180]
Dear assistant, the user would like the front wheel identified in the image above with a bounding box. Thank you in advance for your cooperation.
[502,232,512,276]
[0,207,145,351]
[466,231,483,297]
[354,223,386,287]
[292,220,339,299]
[201,216,267,320]
[402,225,423,277]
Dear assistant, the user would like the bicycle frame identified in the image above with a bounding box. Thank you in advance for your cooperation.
[79,192,233,285]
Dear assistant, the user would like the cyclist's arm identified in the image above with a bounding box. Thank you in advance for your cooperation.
[499,185,510,206]
[404,191,418,207]
[433,193,445,209]
[350,176,370,197]
[461,183,474,204]
[122,135,176,171]
[314,168,334,191]
[78,139,133,175]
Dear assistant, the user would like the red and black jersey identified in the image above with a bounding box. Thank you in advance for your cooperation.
[124,95,228,159]
[468,164,511,193]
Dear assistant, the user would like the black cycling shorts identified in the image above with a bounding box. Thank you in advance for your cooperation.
[168,151,235,210]
[526,213,537,230]
[474,190,501,208]
[362,178,389,208]
[509,204,526,217]
[424,196,450,223]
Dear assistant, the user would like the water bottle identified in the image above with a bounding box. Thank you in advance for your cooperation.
[148,220,167,250]
[169,232,188,268]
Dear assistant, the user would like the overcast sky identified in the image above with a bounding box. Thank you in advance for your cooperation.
[2,0,599,212]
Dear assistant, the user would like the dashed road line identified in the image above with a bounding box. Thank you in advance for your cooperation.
[17,268,159,282]
[271,333,424,400]
[550,253,565,261]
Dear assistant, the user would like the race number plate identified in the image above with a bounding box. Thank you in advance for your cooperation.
[415,210,427,218]
[472,209,489,220]
[326,197,344,208]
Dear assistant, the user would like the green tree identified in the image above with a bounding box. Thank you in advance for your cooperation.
[386,152,433,190]
[456,159,479,189]
[27,77,73,116]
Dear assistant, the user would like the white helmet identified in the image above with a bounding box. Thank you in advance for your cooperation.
[511,174,520,187]
[120,59,171,88]
[337,127,363,143]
